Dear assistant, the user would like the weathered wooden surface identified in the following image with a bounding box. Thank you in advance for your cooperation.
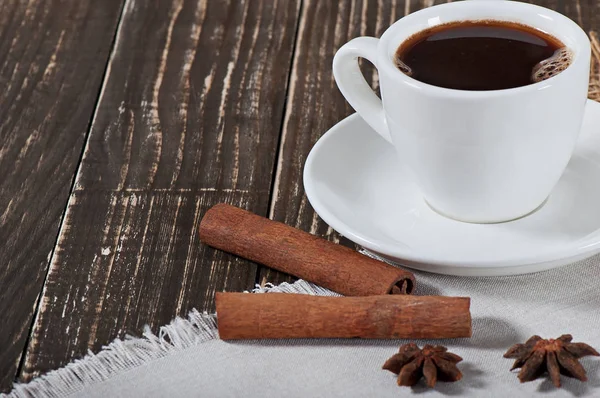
[1,0,599,392]
[18,0,301,382]
[0,0,123,390]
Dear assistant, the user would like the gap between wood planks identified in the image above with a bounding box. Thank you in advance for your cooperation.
[259,0,306,287]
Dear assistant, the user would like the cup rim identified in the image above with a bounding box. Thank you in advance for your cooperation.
[378,0,591,97]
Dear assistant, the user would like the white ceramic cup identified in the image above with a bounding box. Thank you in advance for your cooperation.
[333,0,590,223]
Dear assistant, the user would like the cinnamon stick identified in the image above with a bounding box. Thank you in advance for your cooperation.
[216,293,472,339]
[199,204,415,296]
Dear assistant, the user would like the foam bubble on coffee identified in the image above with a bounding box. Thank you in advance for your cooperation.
[394,56,413,77]
[531,47,573,83]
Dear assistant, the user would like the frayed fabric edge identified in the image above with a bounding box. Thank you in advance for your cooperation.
[5,279,330,398]
[252,279,339,297]
[5,310,218,398]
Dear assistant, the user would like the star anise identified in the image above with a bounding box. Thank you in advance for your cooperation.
[382,343,463,387]
[504,334,599,387]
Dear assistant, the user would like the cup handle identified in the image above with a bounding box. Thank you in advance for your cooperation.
[333,37,393,143]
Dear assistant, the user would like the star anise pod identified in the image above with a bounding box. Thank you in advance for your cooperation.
[504,334,599,387]
[382,343,463,387]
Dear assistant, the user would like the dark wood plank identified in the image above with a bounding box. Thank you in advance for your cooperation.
[261,0,600,286]
[534,0,600,31]
[20,0,301,381]
[0,0,123,391]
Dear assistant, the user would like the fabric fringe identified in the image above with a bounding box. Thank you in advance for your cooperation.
[5,280,328,398]
[252,279,339,297]
[5,310,218,398]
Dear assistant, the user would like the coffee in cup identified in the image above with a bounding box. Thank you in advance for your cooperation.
[393,20,573,90]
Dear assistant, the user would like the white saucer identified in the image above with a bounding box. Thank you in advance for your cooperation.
[304,100,600,276]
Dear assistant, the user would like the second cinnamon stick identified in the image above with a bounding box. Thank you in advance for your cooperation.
[216,293,472,340]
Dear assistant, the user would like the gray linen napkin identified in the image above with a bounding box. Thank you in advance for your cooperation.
[6,252,600,398]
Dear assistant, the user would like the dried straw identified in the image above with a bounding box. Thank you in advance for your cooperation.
[589,31,600,101]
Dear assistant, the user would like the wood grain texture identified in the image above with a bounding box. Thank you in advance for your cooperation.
[261,0,600,286]
[0,0,123,390]
[537,0,600,32]
[20,0,300,381]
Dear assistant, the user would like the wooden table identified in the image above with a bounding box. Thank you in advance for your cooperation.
[0,0,597,392]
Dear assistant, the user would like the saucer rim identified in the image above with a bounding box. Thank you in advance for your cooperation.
[303,100,600,270]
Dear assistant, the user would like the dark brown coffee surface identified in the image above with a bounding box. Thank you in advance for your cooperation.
[395,20,567,90]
